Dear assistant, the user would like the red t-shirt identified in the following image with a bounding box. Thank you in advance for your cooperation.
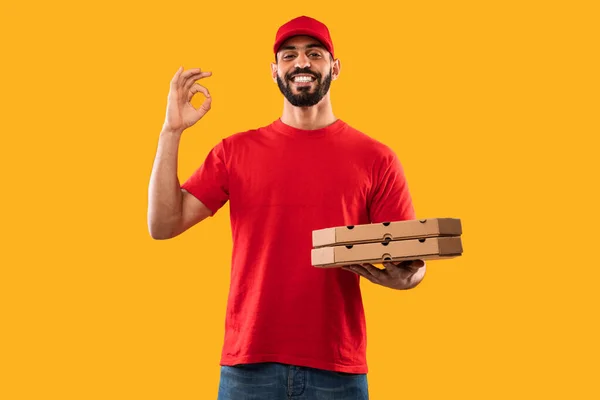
[181,118,415,373]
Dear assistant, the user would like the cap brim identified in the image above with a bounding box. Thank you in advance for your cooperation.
[274,29,332,55]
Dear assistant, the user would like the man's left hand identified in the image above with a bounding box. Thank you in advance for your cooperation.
[342,259,426,290]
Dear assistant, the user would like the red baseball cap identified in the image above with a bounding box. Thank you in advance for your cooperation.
[273,16,335,58]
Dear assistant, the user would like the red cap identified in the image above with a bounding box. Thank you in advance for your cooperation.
[273,16,335,58]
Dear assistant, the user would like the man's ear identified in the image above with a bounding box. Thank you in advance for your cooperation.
[332,58,341,81]
[270,62,278,83]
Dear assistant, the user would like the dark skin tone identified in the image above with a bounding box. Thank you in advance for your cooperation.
[342,260,426,290]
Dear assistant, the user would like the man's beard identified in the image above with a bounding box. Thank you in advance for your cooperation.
[276,67,332,107]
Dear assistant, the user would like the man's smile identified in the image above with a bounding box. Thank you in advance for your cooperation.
[290,74,316,87]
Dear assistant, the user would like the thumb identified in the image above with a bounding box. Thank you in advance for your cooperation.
[196,96,212,118]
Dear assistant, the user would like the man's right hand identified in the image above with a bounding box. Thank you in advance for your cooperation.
[162,66,213,134]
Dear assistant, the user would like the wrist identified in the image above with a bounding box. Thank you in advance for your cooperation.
[160,125,184,137]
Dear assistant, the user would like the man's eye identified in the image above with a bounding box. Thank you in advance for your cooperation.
[283,54,295,59]
[309,53,321,57]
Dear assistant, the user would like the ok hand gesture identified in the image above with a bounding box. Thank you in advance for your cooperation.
[163,67,213,134]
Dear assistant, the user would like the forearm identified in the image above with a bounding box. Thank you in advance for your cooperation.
[147,128,184,238]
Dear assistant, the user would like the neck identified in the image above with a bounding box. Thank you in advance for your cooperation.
[280,93,337,130]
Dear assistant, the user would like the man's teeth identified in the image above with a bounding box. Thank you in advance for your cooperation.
[293,76,314,82]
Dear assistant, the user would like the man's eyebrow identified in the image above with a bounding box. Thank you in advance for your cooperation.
[280,43,326,51]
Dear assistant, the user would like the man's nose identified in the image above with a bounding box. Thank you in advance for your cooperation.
[294,54,311,69]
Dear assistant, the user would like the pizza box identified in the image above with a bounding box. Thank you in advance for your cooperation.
[311,236,463,268]
[312,218,462,248]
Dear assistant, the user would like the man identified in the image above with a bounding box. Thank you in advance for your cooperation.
[147,15,426,400]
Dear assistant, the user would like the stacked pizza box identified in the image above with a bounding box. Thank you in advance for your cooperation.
[311,218,463,268]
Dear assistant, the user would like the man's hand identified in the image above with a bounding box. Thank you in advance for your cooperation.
[163,66,213,134]
[342,260,426,290]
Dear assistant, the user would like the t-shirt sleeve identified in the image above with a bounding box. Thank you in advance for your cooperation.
[367,152,416,223]
[180,140,230,217]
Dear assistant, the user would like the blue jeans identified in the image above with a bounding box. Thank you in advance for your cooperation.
[217,362,369,400]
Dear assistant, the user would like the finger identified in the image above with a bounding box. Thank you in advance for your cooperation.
[341,264,361,271]
[170,66,184,86]
[402,259,425,268]
[175,68,202,89]
[180,71,204,92]
[195,96,212,119]
[398,259,426,273]
[188,83,211,101]
[353,264,379,281]
[383,261,410,279]
[179,68,202,84]
[184,71,212,91]
[360,263,384,280]
[343,265,376,282]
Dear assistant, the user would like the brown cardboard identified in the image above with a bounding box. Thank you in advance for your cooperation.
[311,236,463,268]
[312,218,462,248]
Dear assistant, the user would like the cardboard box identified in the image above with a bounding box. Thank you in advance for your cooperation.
[311,236,463,268]
[312,218,462,248]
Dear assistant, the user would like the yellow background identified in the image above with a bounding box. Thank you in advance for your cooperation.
[1,0,598,398]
